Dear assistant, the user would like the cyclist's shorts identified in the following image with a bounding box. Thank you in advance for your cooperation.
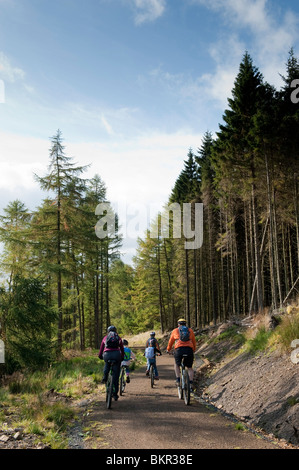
[174,346,194,368]
[103,350,122,363]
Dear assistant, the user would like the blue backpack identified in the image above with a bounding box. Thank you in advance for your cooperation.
[178,325,190,342]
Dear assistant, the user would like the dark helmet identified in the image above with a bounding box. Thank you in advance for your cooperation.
[123,339,128,346]
[107,325,117,332]
[150,331,155,337]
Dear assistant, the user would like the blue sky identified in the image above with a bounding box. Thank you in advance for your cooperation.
[0,0,298,264]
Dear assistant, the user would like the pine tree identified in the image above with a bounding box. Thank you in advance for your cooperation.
[0,200,32,289]
[34,130,89,352]
[214,52,265,313]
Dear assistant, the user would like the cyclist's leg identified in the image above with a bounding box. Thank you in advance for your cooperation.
[102,352,110,382]
[153,358,159,379]
[187,367,194,381]
[112,361,121,398]
[106,350,121,398]
[125,364,130,382]
[146,358,150,375]
[174,348,182,385]
[184,348,194,390]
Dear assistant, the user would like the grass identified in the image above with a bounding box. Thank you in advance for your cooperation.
[287,396,299,406]
[234,422,246,431]
[204,305,299,359]
[0,348,144,448]
[0,349,105,448]
[214,325,246,345]
[275,311,299,351]
[244,327,273,355]
[241,307,299,356]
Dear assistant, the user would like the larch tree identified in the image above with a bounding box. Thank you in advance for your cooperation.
[34,130,90,353]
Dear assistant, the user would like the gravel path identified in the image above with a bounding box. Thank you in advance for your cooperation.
[79,354,280,450]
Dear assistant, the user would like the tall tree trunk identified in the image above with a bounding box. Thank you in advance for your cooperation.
[185,247,190,325]
[272,188,282,306]
[193,248,198,327]
[157,238,164,333]
[294,174,299,270]
[105,246,110,328]
[265,152,278,310]
[57,186,63,353]
[94,259,100,349]
[251,173,263,313]
[163,240,175,329]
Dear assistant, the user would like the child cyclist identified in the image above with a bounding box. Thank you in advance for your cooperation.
[121,339,136,383]
[145,332,162,380]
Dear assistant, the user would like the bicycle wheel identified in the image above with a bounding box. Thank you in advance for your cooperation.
[178,367,183,400]
[106,372,113,409]
[183,369,190,405]
[150,364,155,388]
[120,367,126,396]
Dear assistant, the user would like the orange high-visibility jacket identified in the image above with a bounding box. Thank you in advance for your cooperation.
[167,327,196,352]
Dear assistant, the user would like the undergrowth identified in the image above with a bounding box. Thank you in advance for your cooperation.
[0,348,144,448]
[244,308,299,355]
[0,350,104,448]
[206,306,299,358]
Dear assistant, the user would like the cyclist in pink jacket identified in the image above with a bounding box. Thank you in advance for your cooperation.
[98,325,124,401]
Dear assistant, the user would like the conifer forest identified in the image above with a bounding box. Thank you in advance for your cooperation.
[0,51,298,372]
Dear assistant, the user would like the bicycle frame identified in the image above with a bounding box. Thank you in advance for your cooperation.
[148,354,157,388]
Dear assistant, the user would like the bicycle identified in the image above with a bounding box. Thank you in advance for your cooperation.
[106,359,117,409]
[119,364,127,396]
[178,354,190,405]
[147,353,161,388]
[149,358,155,388]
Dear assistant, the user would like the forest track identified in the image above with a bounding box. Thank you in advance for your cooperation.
[75,354,281,450]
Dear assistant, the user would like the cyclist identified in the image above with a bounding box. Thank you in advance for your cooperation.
[145,332,162,380]
[121,339,136,383]
[145,331,161,350]
[167,319,196,391]
[98,325,124,401]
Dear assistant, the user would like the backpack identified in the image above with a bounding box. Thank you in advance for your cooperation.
[148,338,156,348]
[105,331,120,349]
[145,347,155,359]
[178,325,190,342]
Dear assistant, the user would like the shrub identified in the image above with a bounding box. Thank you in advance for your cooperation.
[275,312,299,351]
[245,327,273,354]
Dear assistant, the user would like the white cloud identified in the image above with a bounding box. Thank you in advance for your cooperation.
[0,132,49,191]
[0,51,25,82]
[190,0,299,95]
[0,128,201,207]
[0,128,201,264]
[130,0,166,25]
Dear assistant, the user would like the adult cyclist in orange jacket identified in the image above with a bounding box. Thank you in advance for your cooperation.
[167,318,196,390]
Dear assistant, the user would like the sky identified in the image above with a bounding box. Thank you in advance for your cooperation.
[0,0,298,265]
